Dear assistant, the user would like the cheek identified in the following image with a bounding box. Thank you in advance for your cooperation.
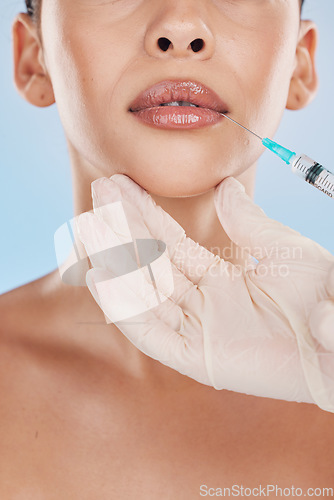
[42,14,132,165]
[239,29,297,132]
[42,33,96,160]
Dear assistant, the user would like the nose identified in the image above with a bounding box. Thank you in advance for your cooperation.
[144,2,215,60]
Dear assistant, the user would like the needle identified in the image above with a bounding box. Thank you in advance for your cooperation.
[220,112,263,141]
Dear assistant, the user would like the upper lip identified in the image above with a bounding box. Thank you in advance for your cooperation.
[129,79,229,114]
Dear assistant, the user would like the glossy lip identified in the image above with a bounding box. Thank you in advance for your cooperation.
[129,79,229,114]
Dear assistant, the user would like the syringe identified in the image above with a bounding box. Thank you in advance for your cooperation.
[221,113,334,200]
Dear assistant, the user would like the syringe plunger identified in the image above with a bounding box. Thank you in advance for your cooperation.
[290,154,334,199]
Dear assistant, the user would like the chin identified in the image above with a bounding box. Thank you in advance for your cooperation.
[123,166,222,198]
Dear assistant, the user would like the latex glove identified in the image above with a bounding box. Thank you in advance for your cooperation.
[308,267,334,353]
[76,174,334,412]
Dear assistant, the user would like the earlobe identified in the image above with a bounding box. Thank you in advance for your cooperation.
[12,13,55,108]
[286,21,319,111]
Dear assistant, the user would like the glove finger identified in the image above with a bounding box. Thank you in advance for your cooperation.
[88,268,193,344]
[76,211,139,276]
[77,208,201,323]
[78,210,181,306]
[86,267,208,382]
[214,177,334,264]
[308,299,334,352]
[101,174,222,285]
[326,264,334,297]
[90,178,150,274]
[91,178,133,243]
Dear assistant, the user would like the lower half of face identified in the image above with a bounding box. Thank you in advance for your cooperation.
[43,0,300,197]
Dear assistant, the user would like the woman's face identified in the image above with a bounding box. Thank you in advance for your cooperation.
[40,0,301,197]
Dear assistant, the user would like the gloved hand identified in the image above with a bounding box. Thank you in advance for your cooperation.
[308,268,334,353]
[76,174,334,412]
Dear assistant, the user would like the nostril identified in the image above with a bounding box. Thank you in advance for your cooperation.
[158,37,172,52]
[190,39,204,52]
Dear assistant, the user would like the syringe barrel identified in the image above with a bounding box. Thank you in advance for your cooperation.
[290,154,334,199]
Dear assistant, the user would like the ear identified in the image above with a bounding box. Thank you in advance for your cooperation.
[11,13,55,107]
[286,20,319,111]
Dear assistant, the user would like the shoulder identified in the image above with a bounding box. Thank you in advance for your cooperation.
[0,278,46,342]
[0,274,61,383]
[0,280,42,376]
[0,281,42,424]
[0,273,79,416]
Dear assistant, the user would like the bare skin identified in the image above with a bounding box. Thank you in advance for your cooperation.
[1,276,334,498]
[1,0,333,497]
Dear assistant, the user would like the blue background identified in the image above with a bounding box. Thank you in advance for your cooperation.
[1,0,333,294]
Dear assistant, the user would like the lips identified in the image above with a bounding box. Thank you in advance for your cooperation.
[129,80,229,114]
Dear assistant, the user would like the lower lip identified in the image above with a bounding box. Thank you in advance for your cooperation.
[130,106,224,129]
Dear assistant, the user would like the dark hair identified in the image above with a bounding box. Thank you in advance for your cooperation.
[25,0,305,22]
[25,0,41,24]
